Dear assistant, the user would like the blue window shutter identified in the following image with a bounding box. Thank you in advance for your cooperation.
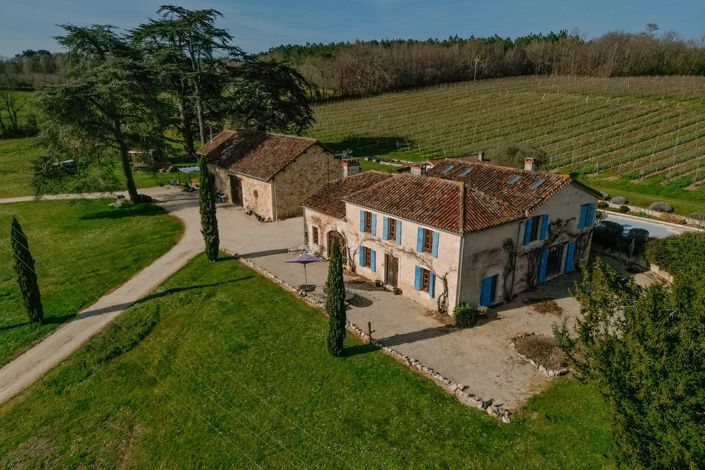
[540,214,549,240]
[370,249,376,273]
[429,272,435,297]
[396,220,402,244]
[480,276,492,306]
[538,249,549,283]
[564,242,576,273]
[578,205,587,229]
[359,210,365,232]
[371,213,377,236]
[431,231,439,257]
[417,227,424,252]
[587,203,596,227]
[414,266,422,290]
[523,218,534,245]
[359,247,365,267]
[382,217,389,239]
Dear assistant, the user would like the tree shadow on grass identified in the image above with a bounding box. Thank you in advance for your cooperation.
[139,277,253,303]
[323,136,414,158]
[79,203,168,221]
[343,343,379,357]
[0,313,76,332]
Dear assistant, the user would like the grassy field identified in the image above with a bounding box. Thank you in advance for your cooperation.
[309,75,705,215]
[0,200,182,366]
[0,255,612,468]
[0,137,183,198]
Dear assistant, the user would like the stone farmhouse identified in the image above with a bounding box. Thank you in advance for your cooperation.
[302,158,600,313]
[198,130,340,220]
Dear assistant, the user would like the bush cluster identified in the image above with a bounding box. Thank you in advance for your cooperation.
[611,196,629,205]
[617,205,630,213]
[645,232,705,278]
[649,201,674,213]
[454,303,478,328]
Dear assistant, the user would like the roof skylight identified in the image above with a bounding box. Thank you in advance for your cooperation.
[459,167,473,177]
[442,164,455,174]
[507,175,521,184]
[530,179,546,189]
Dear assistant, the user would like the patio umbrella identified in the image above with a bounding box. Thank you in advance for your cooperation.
[286,253,324,287]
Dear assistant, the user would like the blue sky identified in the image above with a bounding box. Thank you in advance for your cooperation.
[1,0,704,57]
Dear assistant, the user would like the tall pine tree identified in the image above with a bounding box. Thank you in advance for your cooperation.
[326,239,346,356]
[10,217,44,324]
[199,156,219,261]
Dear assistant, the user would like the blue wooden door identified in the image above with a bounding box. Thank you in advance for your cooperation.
[538,249,549,283]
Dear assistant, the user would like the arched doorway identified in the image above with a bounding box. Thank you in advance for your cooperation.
[327,231,347,266]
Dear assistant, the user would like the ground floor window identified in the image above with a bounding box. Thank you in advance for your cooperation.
[414,266,435,297]
[480,274,498,306]
[359,246,376,272]
[311,226,319,245]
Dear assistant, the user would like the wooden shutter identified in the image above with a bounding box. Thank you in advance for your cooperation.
[382,217,389,239]
[417,227,424,252]
[578,205,588,229]
[564,242,576,273]
[540,214,549,240]
[359,247,365,267]
[370,249,376,273]
[396,220,402,244]
[431,232,439,257]
[359,210,365,232]
[414,266,422,290]
[371,213,377,236]
[429,272,435,297]
[538,249,549,283]
[523,218,534,245]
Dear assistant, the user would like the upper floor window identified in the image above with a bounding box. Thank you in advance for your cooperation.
[417,227,439,257]
[578,203,596,229]
[359,210,376,235]
[388,218,397,240]
[523,214,549,245]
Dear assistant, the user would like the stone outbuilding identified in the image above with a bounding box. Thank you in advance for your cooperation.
[197,130,340,220]
[303,158,601,313]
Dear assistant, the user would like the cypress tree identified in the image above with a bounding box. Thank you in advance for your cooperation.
[326,239,346,356]
[10,217,44,324]
[199,156,220,261]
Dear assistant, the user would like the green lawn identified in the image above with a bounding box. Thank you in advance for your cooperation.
[0,200,182,366]
[0,137,191,198]
[0,255,613,468]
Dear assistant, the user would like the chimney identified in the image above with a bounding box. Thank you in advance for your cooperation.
[410,162,428,176]
[477,151,484,162]
[524,157,538,172]
[342,158,360,178]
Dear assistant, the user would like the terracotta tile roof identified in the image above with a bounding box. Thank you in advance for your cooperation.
[345,174,466,233]
[427,159,571,213]
[197,130,318,181]
[302,171,393,218]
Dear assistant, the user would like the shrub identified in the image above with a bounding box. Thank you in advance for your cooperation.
[688,212,705,222]
[617,205,630,213]
[454,303,478,327]
[593,221,624,248]
[597,201,609,209]
[625,228,650,256]
[645,232,705,278]
[649,201,674,213]
[612,196,628,205]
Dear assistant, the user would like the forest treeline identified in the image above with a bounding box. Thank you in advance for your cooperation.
[263,28,705,98]
[3,26,705,99]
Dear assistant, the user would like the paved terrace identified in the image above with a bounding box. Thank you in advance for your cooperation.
[218,205,583,411]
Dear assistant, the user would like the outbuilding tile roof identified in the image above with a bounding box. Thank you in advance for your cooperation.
[197,130,318,181]
[302,171,393,219]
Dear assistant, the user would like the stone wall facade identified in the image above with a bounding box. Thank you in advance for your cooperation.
[305,182,597,314]
[272,145,340,219]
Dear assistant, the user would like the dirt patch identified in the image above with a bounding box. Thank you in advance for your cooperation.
[513,334,567,370]
[524,297,563,315]
[1,436,59,468]
[423,309,452,325]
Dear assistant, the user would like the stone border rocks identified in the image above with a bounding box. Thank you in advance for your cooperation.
[509,333,570,379]
[232,251,512,423]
